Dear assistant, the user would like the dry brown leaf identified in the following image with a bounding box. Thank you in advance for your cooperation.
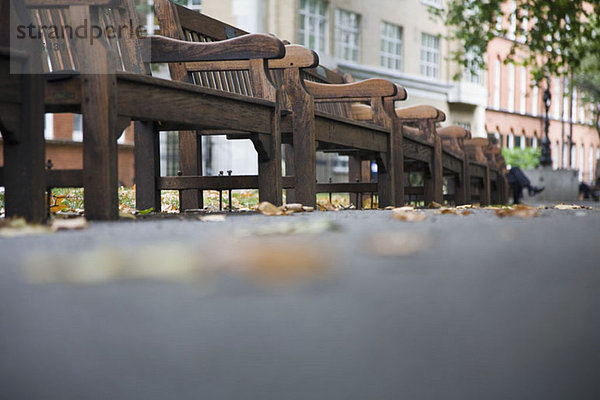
[367,232,424,257]
[392,206,415,212]
[392,209,427,222]
[461,210,471,216]
[284,203,304,212]
[0,218,52,238]
[317,201,338,211]
[438,207,459,215]
[495,204,540,219]
[427,201,443,209]
[384,206,395,210]
[257,201,285,216]
[51,217,89,231]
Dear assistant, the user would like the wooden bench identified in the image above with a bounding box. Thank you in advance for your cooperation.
[156,0,404,207]
[2,0,291,220]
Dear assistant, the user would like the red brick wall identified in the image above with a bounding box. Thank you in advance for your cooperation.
[1,140,135,187]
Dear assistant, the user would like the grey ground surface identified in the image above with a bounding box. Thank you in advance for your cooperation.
[1,204,599,400]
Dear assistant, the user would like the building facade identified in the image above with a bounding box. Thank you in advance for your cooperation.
[195,0,487,181]
[485,1,600,184]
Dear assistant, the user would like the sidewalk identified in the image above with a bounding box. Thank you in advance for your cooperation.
[1,204,599,399]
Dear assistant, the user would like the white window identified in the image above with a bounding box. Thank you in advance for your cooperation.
[562,142,568,168]
[509,0,517,39]
[571,143,576,169]
[299,0,329,53]
[464,49,482,84]
[380,22,402,71]
[519,66,527,114]
[44,114,54,140]
[572,88,578,123]
[531,85,538,116]
[532,136,538,149]
[563,78,569,121]
[420,33,440,79]
[493,59,501,109]
[335,9,360,62]
[589,147,595,182]
[553,78,560,119]
[580,100,586,123]
[118,129,127,145]
[579,144,584,181]
[553,141,559,170]
[507,63,515,112]
[184,0,202,10]
[421,0,442,7]
[508,133,514,149]
[72,114,83,142]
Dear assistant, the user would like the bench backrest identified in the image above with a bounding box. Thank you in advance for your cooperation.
[156,0,277,101]
[19,0,149,75]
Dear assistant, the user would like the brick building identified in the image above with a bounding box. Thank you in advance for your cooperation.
[485,1,600,183]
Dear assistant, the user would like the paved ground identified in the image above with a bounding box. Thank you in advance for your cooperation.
[1,204,599,399]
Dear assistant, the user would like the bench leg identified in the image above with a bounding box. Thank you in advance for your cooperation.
[256,105,282,205]
[481,166,491,206]
[134,121,161,212]
[424,133,443,205]
[283,144,296,204]
[3,73,46,223]
[178,130,203,210]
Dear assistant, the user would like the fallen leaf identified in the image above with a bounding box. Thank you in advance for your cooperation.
[200,214,226,222]
[367,232,424,257]
[438,207,459,215]
[257,201,285,216]
[392,209,427,222]
[136,207,154,215]
[302,206,315,212]
[427,201,443,209]
[553,203,587,210]
[461,210,471,216]
[283,203,304,212]
[50,217,89,231]
[495,204,540,219]
[237,220,341,236]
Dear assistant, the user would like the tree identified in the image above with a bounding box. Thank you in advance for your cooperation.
[430,0,600,134]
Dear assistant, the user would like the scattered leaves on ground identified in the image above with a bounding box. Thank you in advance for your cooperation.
[392,208,427,222]
[427,201,443,209]
[494,204,541,219]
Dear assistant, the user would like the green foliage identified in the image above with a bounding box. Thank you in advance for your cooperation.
[501,147,541,169]
[431,0,600,83]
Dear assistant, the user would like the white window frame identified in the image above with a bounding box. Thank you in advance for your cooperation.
[531,85,538,116]
[571,143,577,170]
[507,63,515,112]
[519,66,527,114]
[572,87,578,123]
[44,114,54,140]
[532,136,538,149]
[420,33,440,79]
[508,0,517,39]
[493,59,501,109]
[562,142,567,169]
[464,49,482,84]
[334,9,360,62]
[579,144,584,181]
[553,78,560,119]
[563,78,569,121]
[380,21,403,71]
[553,141,559,170]
[589,147,594,182]
[299,0,329,54]
[72,114,83,142]
[508,133,514,149]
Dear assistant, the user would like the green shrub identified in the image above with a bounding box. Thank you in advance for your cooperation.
[501,147,541,169]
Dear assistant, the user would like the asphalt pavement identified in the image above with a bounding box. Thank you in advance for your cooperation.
[1,204,599,399]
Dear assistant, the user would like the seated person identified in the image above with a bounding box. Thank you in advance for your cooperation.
[506,167,544,204]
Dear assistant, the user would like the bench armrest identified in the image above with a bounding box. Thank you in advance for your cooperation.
[268,45,319,69]
[147,34,285,63]
[438,125,469,139]
[463,137,489,147]
[395,105,445,122]
[304,78,397,100]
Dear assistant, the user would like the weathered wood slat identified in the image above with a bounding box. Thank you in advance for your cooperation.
[316,182,377,193]
[46,169,83,187]
[159,175,296,190]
